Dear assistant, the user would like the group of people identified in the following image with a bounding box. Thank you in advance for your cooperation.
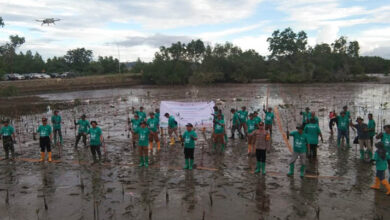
[1,103,390,195]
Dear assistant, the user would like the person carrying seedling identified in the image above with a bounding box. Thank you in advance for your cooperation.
[230,108,241,139]
[74,114,89,148]
[253,122,271,174]
[370,142,390,195]
[51,110,63,146]
[165,113,179,146]
[263,107,275,137]
[213,114,226,152]
[300,107,311,127]
[368,113,376,147]
[182,123,197,170]
[147,112,160,151]
[88,121,103,164]
[0,119,16,160]
[287,124,309,178]
[129,114,141,148]
[337,111,350,148]
[135,121,150,167]
[238,106,248,138]
[376,125,390,182]
[304,118,323,159]
[247,113,257,155]
[350,116,372,160]
[36,117,53,162]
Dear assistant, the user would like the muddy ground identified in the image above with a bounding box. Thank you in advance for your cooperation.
[0,83,390,220]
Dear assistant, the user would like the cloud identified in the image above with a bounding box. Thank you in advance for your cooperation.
[316,25,339,44]
[232,35,269,56]
[114,34,193,48]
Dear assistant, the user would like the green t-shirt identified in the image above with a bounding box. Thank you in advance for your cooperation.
[337,116,349,131]
[135,127,150,146]
[345,111,351,119]
[183,130,197,149]
[374,152,390,171]
[131,118,141,130]
[304,123,321,145]
[37,125,52,137]
[238,110,248,122]
[0,125,14,137]
[168,116,177,128]
[368,119,376,137]
[214,119,225,134]
[308,116,319,124]
[254,116,262,125]
[136,111,147,121]
[302,111,312,124]
[51,115,62,129]
[290,131,308,153]
[88,127,102,146]
[265,112,274,125]
[247,119,256,133]
[155,113,160,124]
[381,133,390,153]
[77,119,90,133]
[147,117,158,132]
[232,112,240,126]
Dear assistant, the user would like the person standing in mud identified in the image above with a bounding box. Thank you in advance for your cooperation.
[253,111,262,125]
[310,112,319,125]
[287,125,309,177]
[368,113,376,147]
[230,108,241,139]
[0,119,16,160]
[343,105,351,144]
[247,113,257,155]
[129,114,141,148]
[370,142,390,195]
[238,106,248,138]
[51,110,62,146]
[304,118,323,159]
[74,114,89,148]
[155,108,162,136]
[337,111,350,148]
[133,106,147,122]
[329,110,337,135]
[253,122,271,174]
[135,121,150,167]
[300,107,311,127]
[376,125,390,182]
[164,113,179,146]
[213,114,226,152]
[182,123,197,170]
[88,121,103,164]
[263,107,275,137]
[350,117,372,160]
[147,112,160,151]
[36,117,53,162]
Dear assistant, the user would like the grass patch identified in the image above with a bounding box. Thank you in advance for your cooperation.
[0,86,19,97]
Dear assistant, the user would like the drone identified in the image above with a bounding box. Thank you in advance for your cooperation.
[35,18,61,26]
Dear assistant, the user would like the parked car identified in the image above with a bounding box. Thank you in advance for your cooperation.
[48,73,60,78]
[30,73,42,79]
[60,72,76,78]
[7,73,25,80]
[40,74,51,79]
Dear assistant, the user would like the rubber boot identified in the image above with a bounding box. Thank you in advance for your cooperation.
[48,152,52,162]
[184,159,189,169]
[144,156,149,168]
[287,164,294,176]
[370,177,381,190]
[169,137,175,146]
[368,151,373,161]
[261,162,266,175]
[221,144,225,152]
[149,142,153,151]
[138,157,144,167]
[381,179,390,195]
[39,152,45,162]
[360,149,364,160]
[254,161,261,173]
[189,159,194,170]
[300,165,306,178]
[157,141,161,151]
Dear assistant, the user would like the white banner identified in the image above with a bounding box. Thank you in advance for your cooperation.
[159,101,215,128]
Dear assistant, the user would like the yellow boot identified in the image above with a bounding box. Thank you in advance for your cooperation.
[370,177,381,190]
[381,179,390,195]
[170,137,175,146]
[149,142,153,151]
[39,152,45,162]
[157,141,161,151]
[48,152,52,162]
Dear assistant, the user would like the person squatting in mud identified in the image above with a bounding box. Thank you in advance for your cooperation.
[182,123,197,170]
[0,119,16,160]
[74,114,90,148]
[88,121,103,164]
[36,117,53,162]
[164,113,179,146]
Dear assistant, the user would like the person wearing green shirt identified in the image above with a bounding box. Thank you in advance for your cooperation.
[368,113,376,147]
[88,121,103,164]
[263,107,275,136]
[182,123,198,170]
[213,114,226,152]
[230,108,242,139]
[74,114,90,148]
[247,113,257,155]
[376,125,390,183]
[155,108,162,136]
[253,111,262,125]
[300,107,312,127]
[36,117,53,162]
[309,112,319,125]
[129,114,141,148]
[370,142,390,195]
[135,121,150,167]
[165,113,179,146]
[343,105,351,144]
[238,106,248,137]
[304,118,323,159]
[0,119,16,160]
[51,110,63,146]
[133,106,147,122]
[287,125,309,177]
[147,112,160,151]
[337,111,350,147]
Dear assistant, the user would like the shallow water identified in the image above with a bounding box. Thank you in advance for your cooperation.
[1,83,390,220]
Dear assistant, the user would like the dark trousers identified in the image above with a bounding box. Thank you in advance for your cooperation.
[377,170,385,181]
[309,144,318,158]
[90,145,102,162]
[184,148,194,159]
[75,133,87,147]
[3,136,15,158]
[40,137,51,152]
[256,149,266,162]
[329,118,337,130]
[53,128,62,145]
[231,124,242,138]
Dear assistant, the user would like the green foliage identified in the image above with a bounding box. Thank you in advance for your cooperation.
[0,86,19,97]
[64,48,93,72]
[0,17,4,27]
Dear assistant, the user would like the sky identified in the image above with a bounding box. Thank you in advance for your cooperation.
[0,0,390,62]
